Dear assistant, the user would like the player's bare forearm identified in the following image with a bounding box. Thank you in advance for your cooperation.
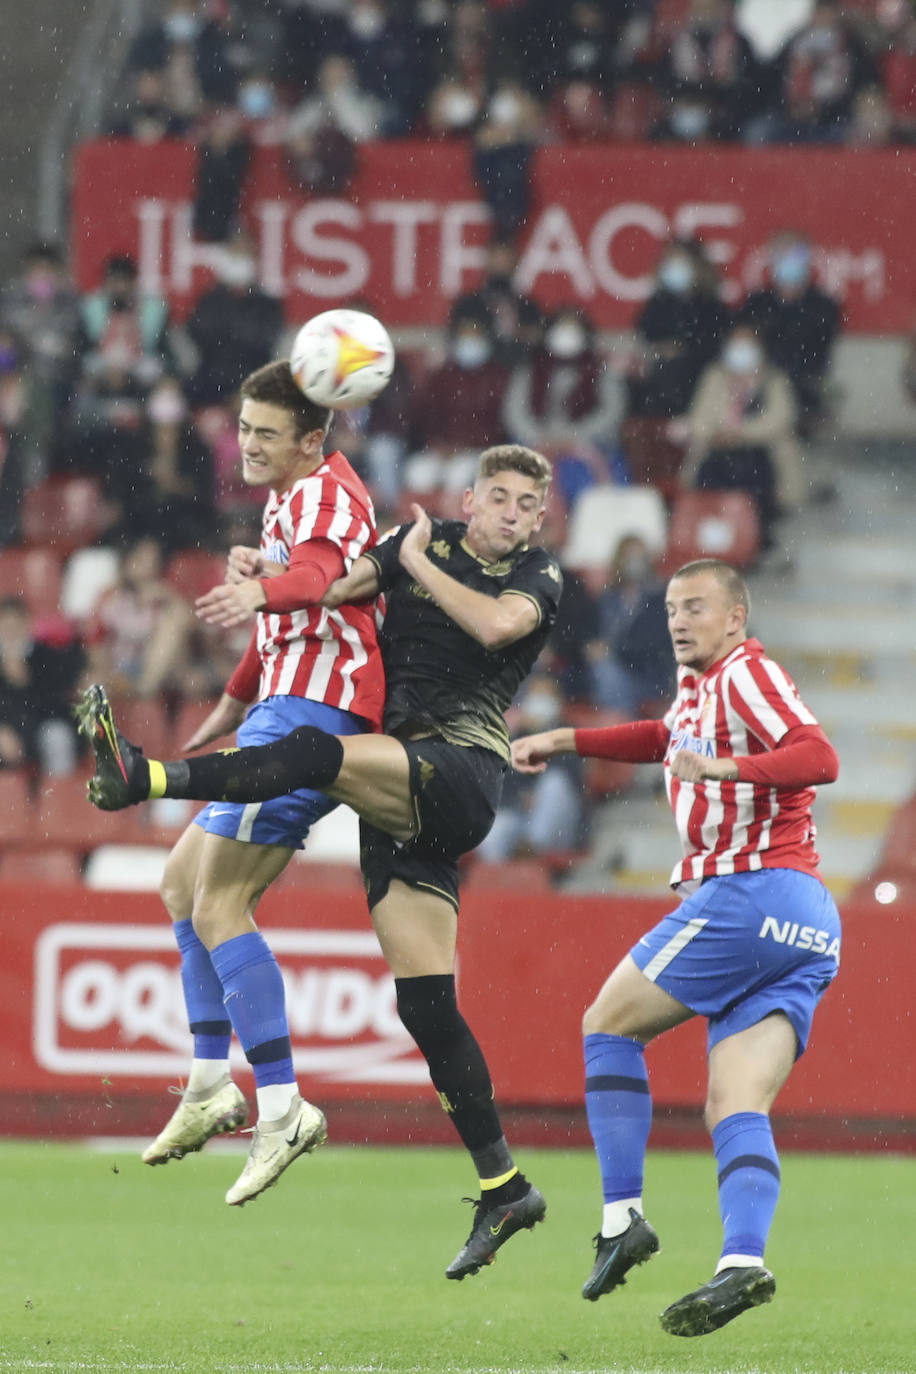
[669,752,739,783]
[406,549,537,649]
[182,692,250,752]
[511,728,577,774]
[321,555,381,608]
[195,579,267,628]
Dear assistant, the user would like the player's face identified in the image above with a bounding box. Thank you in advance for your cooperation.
[665,571,745,673]
[462,470,546,561]
[237,399,323,491]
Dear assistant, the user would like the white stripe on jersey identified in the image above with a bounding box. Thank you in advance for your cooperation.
[327,609,368,711]
[665,639,824,886]
[642,917,709,982]
[725,657,815,744]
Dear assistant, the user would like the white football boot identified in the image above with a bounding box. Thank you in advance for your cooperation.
[142,1075,248,1165]
[225,1094,327,1206]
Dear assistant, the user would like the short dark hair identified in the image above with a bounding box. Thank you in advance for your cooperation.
[239,361,331,439]
[476,444,552,495]
[670,558,750,615]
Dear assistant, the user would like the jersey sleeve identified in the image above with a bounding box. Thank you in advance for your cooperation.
[289,473,375,566]
[724,654,819,749]
[260,539,345,614]
[225,630,260,702]
[734,723,839,786]
[501,548,563,631]
[362,523,408,591]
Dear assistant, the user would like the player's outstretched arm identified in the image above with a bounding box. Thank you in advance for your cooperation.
[511,728,577,774]
[181,692,250,752]
[321,555,381,609]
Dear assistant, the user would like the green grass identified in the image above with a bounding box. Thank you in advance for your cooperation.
[0,1141,911,1374]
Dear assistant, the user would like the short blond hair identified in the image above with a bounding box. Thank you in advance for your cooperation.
[476,444,552,494]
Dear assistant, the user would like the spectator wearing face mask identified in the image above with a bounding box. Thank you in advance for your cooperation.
[738,231,841,438]
[451,237,543,366]
[746,0,876,145]
[503,307,624,500]
[102,377,216,551]
[586,534,674,716]
[654,0,761,142]
[675,324,803,547]
[185,235,284,406]
[401,309,510,506]
[191,105,252,244]
[0,241,81,454]
[628,239,730,420]
[75,255,178,390]
[472,77,545,238]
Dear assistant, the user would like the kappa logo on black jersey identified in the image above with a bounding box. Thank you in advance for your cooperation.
[417,757,436,787]
[430,539,451,560]
[543,562,561,582]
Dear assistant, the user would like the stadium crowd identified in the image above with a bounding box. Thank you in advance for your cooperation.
[0,0,895,864]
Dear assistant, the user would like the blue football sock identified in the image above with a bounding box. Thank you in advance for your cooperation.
[712,1111,781,1265]
[210,932,294,1088]
[174,918,231,1060]
[584,1032,652,1203]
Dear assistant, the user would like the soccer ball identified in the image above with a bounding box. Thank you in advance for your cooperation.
[289,308,395,411]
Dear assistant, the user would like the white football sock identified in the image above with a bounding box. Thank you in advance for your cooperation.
[602,1197,643,1238]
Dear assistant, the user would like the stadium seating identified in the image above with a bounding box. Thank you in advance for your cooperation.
[0,547,63,618]
[620,417,685,502]
[59,546,118,620]
[165,550,226,602]
[1,846,83,884]
[561,483,668,594]
[662,490,761,570]
[21,476,105,554]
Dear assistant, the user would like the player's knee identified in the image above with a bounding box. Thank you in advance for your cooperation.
[395,973,460,1047]
[159,856,192,922]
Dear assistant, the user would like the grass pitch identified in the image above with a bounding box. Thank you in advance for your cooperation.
[0,1140,911,1374]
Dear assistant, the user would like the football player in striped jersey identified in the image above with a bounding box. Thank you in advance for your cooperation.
[511,557,841,1336]
[99,361,384,1207]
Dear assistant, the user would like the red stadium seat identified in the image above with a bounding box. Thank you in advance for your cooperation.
[33,773,142,852]
[1,846,83,884]
[0,547,63,617]
[608,83,663,142]
[663,490,761,571]
[0,770,35,846]
[166,550,227,602]
[567,706,636,797]
[21,477,105,554]
[621,417,685,503]
[463,859,552,891]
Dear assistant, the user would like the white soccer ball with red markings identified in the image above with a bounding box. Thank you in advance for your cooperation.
[289,308,395,411]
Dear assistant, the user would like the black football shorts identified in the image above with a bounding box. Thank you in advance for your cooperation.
[359,737,506,913]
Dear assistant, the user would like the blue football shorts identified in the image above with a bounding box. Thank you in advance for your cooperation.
[629,868,842,1056]
[194,696,367,849]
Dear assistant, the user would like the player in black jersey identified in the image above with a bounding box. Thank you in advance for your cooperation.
[79,444,560,1280]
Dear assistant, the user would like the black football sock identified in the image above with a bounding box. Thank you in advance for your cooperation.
[154,727,344,802]
[395,974,514,1180]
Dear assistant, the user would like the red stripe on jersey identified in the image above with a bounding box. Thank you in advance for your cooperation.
[664,638,827,888]
[254,451,384,730]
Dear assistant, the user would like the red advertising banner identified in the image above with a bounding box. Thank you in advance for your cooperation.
[70,139,915,333]
[1,882,911,1139]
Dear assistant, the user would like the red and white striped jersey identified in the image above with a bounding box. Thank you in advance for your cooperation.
[255,450,384,728]
[663,636,822,887]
